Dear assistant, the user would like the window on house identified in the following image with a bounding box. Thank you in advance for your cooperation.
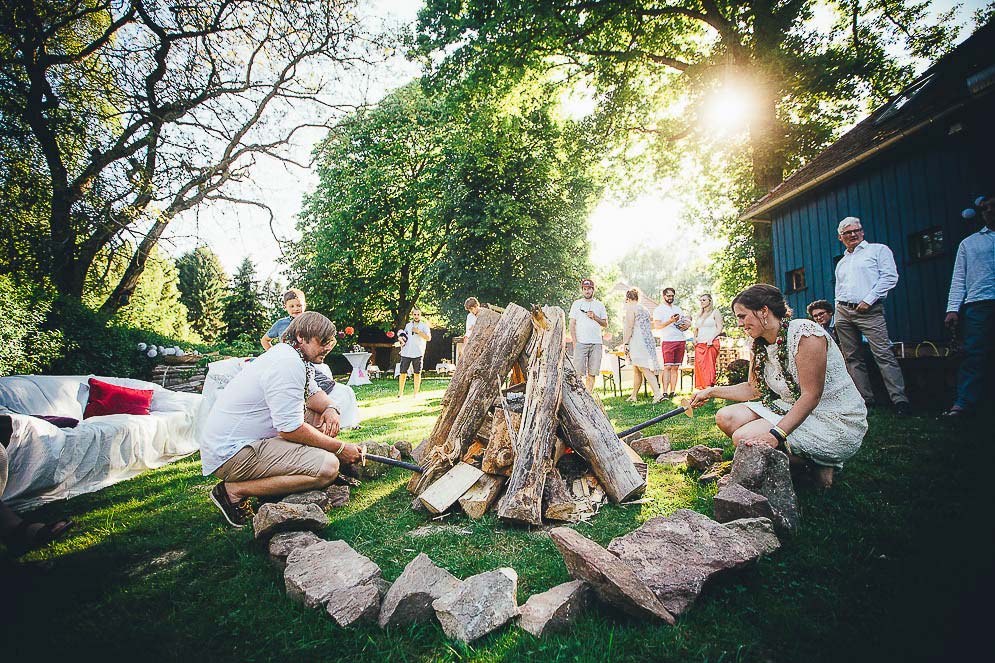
[785,268,806,293]
[908,227,944,260]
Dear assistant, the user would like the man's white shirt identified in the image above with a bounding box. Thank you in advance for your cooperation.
[569,298,608,344]
[653,303,687,342]
[465,312,477,336]
[947,226,995,311]
[200,343,319,476]
[401,321,431,358]
[834,240,899,306]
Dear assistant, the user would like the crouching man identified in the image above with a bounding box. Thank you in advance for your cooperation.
[202,311,363,527]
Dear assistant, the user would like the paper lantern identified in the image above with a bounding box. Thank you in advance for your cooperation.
[147,349,158,358]
[337,331,345,339]
[137,342,147,351]
[386,331,395,338]
[344,326,355,335]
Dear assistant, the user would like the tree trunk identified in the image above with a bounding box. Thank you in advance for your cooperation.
[558,361,646,503]
[409,303,533,494]
[480,407,519,476]
[497,306,566,525]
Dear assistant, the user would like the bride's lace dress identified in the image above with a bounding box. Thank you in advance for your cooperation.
[745,319,868,468]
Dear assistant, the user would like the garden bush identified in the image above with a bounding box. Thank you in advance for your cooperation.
[723,358,750,385]
[0,275,63,376]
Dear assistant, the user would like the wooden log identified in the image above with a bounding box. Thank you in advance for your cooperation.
[480,408,520,476]
[418,462,485,514]
[410,304,534,494]
[461,440,486,466]
[497,306,566,525]
[622,443,649,487]
[558,361,646,503]
[543,468,580,522]
[458,474,507,519]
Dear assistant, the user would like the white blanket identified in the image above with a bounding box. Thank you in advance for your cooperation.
[0,375,201,511]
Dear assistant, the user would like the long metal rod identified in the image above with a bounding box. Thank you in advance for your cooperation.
[364,453,424,473]
[615,406,690,439]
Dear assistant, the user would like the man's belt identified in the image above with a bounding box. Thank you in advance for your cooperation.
[838,301,862,309]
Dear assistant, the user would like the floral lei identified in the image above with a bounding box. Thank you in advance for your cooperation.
[752,314,801,415]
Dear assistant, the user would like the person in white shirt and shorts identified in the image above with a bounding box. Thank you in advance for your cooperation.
[569,278,608,391]
[653,287,690,397]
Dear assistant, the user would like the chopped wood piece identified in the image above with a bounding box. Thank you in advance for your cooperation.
[543,468,581,523]
[497,306,566,525]
[418,463,485,514]
[481,409,520,476]
[458,474,507,519]
[461,440,486,466]
[558,362,646,503]
[571,479,590,499]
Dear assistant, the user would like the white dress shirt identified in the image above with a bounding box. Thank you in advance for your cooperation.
[834,240,899,306]
[947,226,995,311]
[569,298,608,344]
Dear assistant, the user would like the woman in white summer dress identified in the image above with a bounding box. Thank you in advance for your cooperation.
[689,284,867,488]
[621,289,665,403]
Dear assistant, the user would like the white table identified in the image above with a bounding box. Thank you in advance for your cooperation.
[341,351,372,386]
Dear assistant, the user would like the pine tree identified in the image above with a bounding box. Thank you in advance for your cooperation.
[176,246,228,343]
[223,258,266,344]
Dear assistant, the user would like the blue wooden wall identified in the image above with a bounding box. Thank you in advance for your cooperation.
[771,131,986,344]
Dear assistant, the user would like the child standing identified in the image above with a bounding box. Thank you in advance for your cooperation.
[261,288,306,350]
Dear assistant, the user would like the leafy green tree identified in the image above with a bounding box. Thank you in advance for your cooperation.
[84,243,193,340]
[414,0,970,284]
[0,0,378,312]
[176,247,228,343]
[291,83,455,330]
[0,276,63,375]
[223,258,267,344]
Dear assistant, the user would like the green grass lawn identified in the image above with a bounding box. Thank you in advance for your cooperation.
[2,377,991,662]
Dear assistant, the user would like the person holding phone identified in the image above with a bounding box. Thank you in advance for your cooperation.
[569,278,608,391]
[653,287,690,397]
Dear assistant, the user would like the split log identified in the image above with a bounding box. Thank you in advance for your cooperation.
[623,444,649,486]
[543,468,580,522]
[458,474,507,519]
[480,409,520,476]
[461,441,486,467]
[410,304,534,494]
[418,463,485,514]
[497,306,566,525]
[558,361,646,503]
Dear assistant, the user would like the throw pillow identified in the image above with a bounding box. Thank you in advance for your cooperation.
[33,415,80,428]
[83,378,154,418]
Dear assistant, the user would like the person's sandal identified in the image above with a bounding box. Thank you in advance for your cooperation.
[5,518,74,556]
[210,481,253,528]
[940,406,971,418]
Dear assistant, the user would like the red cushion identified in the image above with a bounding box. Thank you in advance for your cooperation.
[83,378,154,418]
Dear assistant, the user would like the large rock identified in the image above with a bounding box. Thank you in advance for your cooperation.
[655,450,688,467]
[518,580,592,638]
[723,518,781,556]
[268,530,322,570]
[432,568,519,643]
[712,484,775,523]
[607,509,761,616]
[549,527,674,624]
[281,490,332,510]
[393,440,413,458]
[686,445,725,471]
[727,443,799,533]
[411,438,430,465]
[284,540,382,611]
[253,502,329,541]
[324,484,351,509]
[326,583,383,627]
[630,435,671,456]
[379,553,463,629]
[342,441,402,479]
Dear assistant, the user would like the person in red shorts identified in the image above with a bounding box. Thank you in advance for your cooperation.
[652,287,690,397]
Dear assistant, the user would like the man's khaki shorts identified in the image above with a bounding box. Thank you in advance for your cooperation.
[574,342,602,377]
[214,437,333,483]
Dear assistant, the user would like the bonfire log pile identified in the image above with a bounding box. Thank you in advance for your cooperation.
[410,303,647,525]
[151,364,208,393]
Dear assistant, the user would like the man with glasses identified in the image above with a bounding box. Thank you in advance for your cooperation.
[943,194,995,418]
[806,299,837,341]
[201,311,363,527]
[834,216,911,414]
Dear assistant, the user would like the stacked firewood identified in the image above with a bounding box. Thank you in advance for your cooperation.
[151,364,208,393]
[408,303,646,525]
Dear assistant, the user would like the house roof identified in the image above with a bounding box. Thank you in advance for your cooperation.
[741,20,995,221]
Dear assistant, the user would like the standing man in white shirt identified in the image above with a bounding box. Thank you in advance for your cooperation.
[652,287,690,397]
[943,195,995,417]
[398,308,432,399]
[569,278,608,391]
[202,312,364,527]
[834,216,911,414]
[464,297,481,337]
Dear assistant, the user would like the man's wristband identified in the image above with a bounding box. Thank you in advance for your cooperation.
[333,441,344,454]
[769,426,788,444]
[323,404,340,415]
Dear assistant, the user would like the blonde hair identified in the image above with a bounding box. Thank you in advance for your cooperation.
[284,311,336,346]
[698,293,714,315]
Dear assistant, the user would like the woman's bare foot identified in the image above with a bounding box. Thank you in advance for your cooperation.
[814,466,834,489]
[626,395,638,403]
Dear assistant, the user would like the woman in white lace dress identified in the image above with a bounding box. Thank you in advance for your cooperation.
[689,284,867,488]
[621,289,665,403]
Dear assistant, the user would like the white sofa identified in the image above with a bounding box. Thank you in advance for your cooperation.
[0,374,201,510]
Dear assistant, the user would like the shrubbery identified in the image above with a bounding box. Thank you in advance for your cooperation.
[0,276,63,376]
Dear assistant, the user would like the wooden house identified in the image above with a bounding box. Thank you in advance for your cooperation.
[741,21,995,352]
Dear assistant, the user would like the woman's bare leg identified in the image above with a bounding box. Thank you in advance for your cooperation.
[715,404,762,438]
[640,367,663,400]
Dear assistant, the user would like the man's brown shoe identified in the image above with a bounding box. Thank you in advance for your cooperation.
[210,481,254,528]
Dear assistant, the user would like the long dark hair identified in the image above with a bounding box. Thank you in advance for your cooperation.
[731,284,791,320]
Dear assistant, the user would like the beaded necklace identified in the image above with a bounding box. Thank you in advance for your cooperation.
[752,315,801,415]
